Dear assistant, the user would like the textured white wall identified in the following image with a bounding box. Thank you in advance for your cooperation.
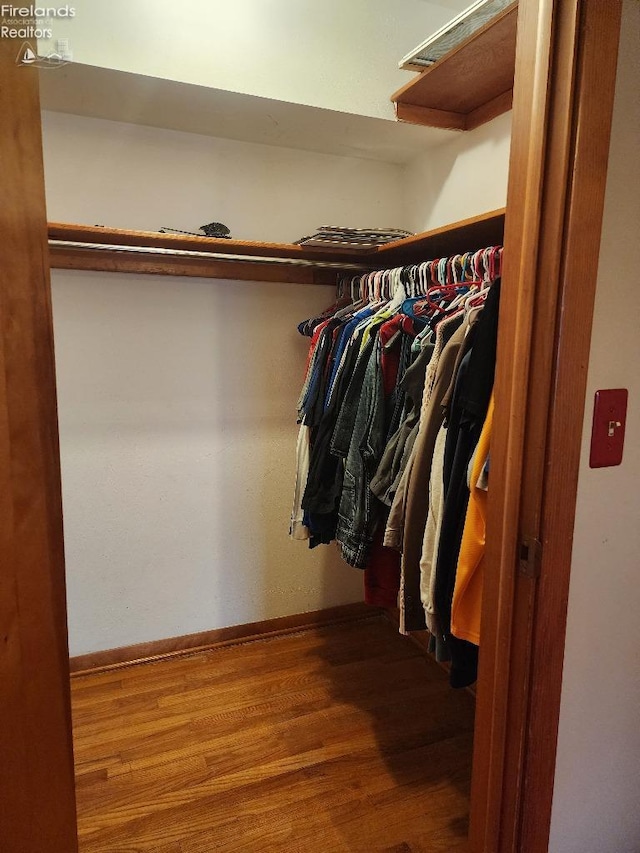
[402,111,512,232]
[52,273,364,656]
[41,111,407,241]
[548,3,640,851]
[42,111,410,655]
[39,0,469,120]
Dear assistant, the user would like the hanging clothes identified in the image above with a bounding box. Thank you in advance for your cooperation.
[291,249,503,689]
[433,279,501,688]
[335,315,420,568]
[303,307,379,547]
[370,340,434,507]
[390,317,466,633]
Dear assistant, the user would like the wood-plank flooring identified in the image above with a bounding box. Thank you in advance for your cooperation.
[71,615,475,853]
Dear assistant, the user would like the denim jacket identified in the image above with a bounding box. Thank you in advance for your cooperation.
[334,319,419,568]
[335,339,385,568]
[301,328,374,546]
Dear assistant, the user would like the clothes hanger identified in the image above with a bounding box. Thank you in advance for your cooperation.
[418,263,429,296]
[379,269,388,301]
[411,263,426,298]
[471,249,483,282]
[410,263,419,297]
[400,265,430,314]
[399,265,416,300]
[366,266,404,318]
[437,257,447,286]
[424,283,467,312]
[460,252,472,282]
[447,255,457,285]
[428,259,438,287]
[335,243,502,337]
[373,270,389,307]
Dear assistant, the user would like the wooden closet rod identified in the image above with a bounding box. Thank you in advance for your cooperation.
[48,239,372,271]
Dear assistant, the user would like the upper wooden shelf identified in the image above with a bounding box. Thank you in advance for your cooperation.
[391,3,518,131]
[47,223,370,287]
[47,210,506,285]
[373,208,505,264]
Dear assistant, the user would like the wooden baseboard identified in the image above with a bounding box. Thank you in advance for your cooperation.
[69,602,380,676]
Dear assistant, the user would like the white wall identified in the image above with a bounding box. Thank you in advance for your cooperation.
[53,273,364,657]
[39,0,469,120]
[548,3,640,851]
[402,111,512,232]
[42,111,410,655]
[41,111,407,241]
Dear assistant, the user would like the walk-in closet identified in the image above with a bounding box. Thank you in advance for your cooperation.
[3,2,638,853]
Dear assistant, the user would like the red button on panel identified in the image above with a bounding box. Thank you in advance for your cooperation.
[589,388,628,468]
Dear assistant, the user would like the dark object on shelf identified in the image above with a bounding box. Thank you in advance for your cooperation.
[158,223,232,239]
[200,222,231,239]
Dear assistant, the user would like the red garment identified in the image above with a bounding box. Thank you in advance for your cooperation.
[365,527,401,608]
[322,323,345,385]
[304,319,330,376]
[379,315,417,396]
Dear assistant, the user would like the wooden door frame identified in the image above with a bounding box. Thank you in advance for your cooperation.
[0,36,78,853]
[0,2,624,851]
[470,1,623,851]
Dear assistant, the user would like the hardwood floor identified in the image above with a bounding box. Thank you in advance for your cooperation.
[71,615,475,853]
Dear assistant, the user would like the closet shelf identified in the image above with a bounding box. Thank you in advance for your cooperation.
[47,210,506,284]
[47,223,370,286]
[391,3,517,131]
[373,208,505,264]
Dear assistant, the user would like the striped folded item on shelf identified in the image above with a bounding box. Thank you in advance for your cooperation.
[295,225,414,250]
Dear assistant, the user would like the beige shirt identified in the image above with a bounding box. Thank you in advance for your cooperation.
[422,424,447,635]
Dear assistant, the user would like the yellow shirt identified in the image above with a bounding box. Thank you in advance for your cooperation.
[451,392,494,645]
